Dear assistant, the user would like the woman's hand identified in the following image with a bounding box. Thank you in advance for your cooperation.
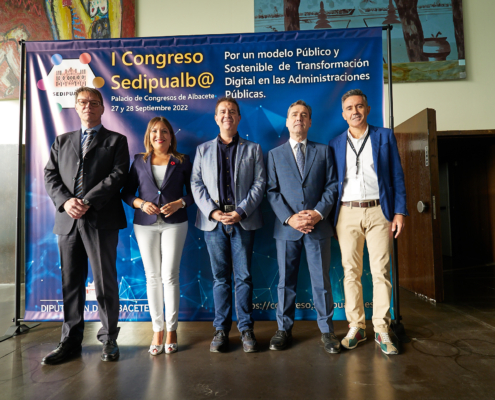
[161,199,183,217]
[133,198,160,215]
[142,202,160,215]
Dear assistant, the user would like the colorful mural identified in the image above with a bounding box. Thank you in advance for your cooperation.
[254,0,466,82]
[0,0,135,100]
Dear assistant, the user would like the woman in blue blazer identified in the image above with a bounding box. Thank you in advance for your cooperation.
[122,116,193,356]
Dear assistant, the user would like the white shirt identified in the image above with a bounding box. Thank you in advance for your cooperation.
[341,125,380,202]
[284,137,323,223]
[151,164,167,188]
[289,137,307,158]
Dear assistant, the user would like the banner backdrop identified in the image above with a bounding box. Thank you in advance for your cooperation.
[24,28,386,322]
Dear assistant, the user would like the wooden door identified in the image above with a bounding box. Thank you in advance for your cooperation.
[394,109,444,301]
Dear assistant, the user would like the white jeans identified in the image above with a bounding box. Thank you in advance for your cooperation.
[134,220,188,332]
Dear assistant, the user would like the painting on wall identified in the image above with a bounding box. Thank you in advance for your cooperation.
[254,0,466,83]
[0,0,136,101]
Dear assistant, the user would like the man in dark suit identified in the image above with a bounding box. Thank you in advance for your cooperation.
[191,97,266,353]
[43,87,129,364]
[328,89,407,355]
[266,100,340,354]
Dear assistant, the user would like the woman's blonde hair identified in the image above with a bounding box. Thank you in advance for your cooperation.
[142,116,184,163]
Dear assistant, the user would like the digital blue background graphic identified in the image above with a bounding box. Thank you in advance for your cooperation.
[24,28,389,324]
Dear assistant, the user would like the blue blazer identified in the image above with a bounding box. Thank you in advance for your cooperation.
[122,153,194,225]
[191,136,266,232]
[266,140,338,241]
[328,125,408,224]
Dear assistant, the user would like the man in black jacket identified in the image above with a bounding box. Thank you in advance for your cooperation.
[43,87,129,364]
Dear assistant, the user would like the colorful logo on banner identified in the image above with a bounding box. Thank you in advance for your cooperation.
[24,28,387,323]
[36,53,100,112]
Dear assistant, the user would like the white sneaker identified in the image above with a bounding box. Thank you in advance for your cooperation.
[375,332,398,355]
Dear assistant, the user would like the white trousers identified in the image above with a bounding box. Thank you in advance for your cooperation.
[134,220,188,332]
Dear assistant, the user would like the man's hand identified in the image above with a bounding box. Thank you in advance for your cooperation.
[391,214,405,239]
[299,210,322,227]
[288,213,313,234]
[63,198,90,219]
[210,210,225,222]
[161,200,182,217]
[221,211,242,225]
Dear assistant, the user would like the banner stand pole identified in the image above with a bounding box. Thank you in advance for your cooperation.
[383,25,410,344]
[0,40,40,343]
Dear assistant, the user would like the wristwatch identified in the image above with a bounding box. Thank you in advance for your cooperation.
[181,199,186,208]
[82,198,91,206]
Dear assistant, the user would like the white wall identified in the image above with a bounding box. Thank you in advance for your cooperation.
[1,0,493,144]
[0,101,21,144]
[136,0,255,36]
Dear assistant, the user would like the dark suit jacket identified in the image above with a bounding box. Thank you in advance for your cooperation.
[44,127,130,235]
[328,125,408,224]
[122,153,194,225]
[266,140,338,241]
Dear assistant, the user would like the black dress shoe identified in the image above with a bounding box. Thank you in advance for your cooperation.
[41,341,82,365]
[101,339,120,362]
[321,333,341,354]
[240,329,259,353]
[210,330,229,353]
[269,330,292,351]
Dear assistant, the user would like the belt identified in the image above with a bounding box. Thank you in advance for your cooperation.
[341,200,380,208]
[221,205,235,212]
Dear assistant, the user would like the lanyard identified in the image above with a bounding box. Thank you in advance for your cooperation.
[347,132,370,175]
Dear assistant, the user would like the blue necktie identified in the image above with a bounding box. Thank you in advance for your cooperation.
[74,129,95,198]
[295,142,305,178]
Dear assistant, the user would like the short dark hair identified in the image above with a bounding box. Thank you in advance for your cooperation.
[75,87,104,106]
[341,89,368,109]
[215,97,241,116]
[287,99,312,119]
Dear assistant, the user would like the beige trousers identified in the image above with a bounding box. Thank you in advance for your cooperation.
[336,204,392,333]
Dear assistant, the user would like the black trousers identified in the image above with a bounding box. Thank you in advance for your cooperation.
[58,218,120,344]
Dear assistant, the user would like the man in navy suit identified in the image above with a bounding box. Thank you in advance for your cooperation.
[328,89,407,355]
[266,100,340,354]
[191,97,266,353]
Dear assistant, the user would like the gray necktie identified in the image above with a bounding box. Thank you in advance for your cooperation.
[295,142,305,178]
[74,129,95,198]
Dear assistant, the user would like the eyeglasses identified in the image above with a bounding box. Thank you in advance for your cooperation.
[77,99,102,107]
